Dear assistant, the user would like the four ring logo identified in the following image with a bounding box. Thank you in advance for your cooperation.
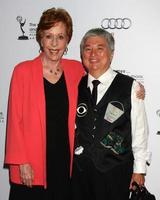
[77,103,88,117]
[101,18,132,29]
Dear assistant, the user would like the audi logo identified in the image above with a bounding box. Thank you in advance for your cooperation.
[101,18,132,29]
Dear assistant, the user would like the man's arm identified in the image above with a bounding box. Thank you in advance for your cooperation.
[130,80,150,189]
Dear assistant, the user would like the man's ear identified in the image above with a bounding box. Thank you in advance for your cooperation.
[110,52,114,63]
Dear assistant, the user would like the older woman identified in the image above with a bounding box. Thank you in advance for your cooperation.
[71,28,150,200]
[5,8,84,200]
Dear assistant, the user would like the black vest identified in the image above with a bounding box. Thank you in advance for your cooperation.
[75,72,134,172]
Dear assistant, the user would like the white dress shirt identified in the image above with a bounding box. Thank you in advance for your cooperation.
[88,68,150,174]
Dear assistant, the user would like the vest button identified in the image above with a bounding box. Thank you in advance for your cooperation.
[94,108,97,112]
[93,126,96,130]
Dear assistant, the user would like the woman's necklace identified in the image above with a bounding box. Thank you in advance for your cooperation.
[43,63,62,76]
[49,67,60,75]
[42,56,62,76]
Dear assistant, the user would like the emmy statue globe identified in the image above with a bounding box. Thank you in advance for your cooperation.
[16,16,29,40]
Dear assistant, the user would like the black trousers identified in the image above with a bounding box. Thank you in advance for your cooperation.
[9,182,71,200]
[71,156,133,200]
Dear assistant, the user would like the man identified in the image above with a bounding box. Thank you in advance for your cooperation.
[71,28,150,200]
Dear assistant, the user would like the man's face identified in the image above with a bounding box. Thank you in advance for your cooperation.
[82,36,113,78]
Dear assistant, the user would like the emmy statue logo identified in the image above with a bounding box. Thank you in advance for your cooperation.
[16,16,29,40]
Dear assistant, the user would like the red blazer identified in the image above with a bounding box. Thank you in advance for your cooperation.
[5,54,85,187]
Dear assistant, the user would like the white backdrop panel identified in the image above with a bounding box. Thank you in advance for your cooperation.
[1,0,160,199]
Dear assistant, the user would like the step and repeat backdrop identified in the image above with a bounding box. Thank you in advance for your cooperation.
[0,0,160,199]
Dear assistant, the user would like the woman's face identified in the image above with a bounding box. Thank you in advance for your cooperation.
[41,22,68,62]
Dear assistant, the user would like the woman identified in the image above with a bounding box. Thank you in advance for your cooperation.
[5,7,84,200]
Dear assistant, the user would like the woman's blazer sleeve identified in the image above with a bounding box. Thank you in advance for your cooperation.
[5,65,28,164]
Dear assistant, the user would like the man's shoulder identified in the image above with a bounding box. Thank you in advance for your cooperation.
[115,71,134,85]
[77,74,87,89]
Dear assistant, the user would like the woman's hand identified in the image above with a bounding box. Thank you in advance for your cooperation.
[136,83,145,100]
[19,163,34,187]
[129,173,145,190]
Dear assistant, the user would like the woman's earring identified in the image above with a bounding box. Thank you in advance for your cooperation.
[39,42,43,53]
[64,47,68,55]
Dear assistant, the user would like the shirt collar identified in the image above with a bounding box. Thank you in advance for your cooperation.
[87,68,117,88]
